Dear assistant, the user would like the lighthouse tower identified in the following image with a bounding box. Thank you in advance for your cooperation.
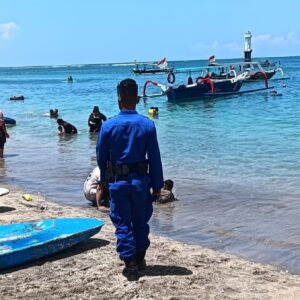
[244,31,252,62]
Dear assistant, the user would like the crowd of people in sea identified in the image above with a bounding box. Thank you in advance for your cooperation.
[1,76,177,215]
[0,75,181,280]
[2,77,178,277]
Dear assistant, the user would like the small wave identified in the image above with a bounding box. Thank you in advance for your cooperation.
[111,63,136,67]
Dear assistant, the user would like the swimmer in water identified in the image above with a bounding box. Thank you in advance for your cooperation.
[57,118,77,135]
[50,109,58,118]
[270,90,282,97]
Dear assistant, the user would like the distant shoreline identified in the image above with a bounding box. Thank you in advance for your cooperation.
[0,55,299,69]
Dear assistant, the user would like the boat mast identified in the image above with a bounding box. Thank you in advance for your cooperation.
[244,31,252,62]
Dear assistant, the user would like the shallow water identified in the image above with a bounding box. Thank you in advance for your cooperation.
[1,58,300,273]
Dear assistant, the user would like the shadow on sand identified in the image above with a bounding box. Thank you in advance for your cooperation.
[123,264,193,281]
[143,265,193,276]
[0,238,110,274]
[0,206,16,213]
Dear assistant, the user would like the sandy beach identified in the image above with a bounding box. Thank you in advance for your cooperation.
[1,185,300,300]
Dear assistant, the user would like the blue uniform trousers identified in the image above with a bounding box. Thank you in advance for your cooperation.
[109,181,153,261]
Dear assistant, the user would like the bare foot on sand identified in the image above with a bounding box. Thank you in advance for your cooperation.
[97,206,110,213]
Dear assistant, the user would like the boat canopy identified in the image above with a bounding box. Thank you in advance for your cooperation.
[174,61,268,74]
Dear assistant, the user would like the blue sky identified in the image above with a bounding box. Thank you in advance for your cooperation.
[0,0,299,66]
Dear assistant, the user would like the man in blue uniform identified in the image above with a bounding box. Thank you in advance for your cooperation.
[96,79,163,276]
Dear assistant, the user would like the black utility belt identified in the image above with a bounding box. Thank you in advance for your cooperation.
[112,162,148,180]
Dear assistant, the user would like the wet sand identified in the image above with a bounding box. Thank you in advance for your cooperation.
[1,185,300,299]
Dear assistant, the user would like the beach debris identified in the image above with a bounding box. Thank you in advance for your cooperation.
[40,204,47,211]
[22,194,33,201]
[0,187,10,196]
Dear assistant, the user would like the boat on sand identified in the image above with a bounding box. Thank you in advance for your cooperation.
[0,218,104,270]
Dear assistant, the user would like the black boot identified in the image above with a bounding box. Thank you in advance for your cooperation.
[136,250,147,271]
[123,257,139,278]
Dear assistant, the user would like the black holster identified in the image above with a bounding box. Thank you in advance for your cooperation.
[112,162,148,181]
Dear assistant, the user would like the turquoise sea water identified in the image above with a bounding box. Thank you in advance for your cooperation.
[0,57,300,273]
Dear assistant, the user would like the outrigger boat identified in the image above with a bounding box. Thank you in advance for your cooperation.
[228,61,286,82]
[142,65,274,102]
[173,61,287,82]
[132,57,174,75]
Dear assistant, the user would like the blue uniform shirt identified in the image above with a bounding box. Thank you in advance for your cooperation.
[96,110,163,190]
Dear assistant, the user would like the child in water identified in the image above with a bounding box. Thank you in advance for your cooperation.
[157,179,175,203]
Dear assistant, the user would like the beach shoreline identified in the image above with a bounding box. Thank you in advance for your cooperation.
[1,184,300,299]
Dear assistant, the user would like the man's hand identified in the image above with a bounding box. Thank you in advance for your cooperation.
[96,184,104,209]
[152,189,161,196]
[151,189,161,202]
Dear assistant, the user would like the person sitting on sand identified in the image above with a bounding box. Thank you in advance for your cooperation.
[88,106,107,133]
[50,109,58,118]
[57,119,77,135]
[0,111,10,158]
[83,166,110,212]
[157,179,175,203]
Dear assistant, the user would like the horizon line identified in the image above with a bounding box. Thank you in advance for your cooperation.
[0,55,299,69]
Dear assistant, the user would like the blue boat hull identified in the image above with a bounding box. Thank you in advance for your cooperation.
[0,218,104,270]
[166,80,242,101]
[4,117,16,125]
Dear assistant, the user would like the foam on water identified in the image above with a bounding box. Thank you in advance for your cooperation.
[1,58,300,273]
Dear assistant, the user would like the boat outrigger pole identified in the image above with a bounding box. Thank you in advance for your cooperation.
[142,80,167,98]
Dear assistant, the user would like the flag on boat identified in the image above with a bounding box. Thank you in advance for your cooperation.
[157,57,168,69]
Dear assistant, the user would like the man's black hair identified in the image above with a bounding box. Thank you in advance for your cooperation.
[117,79,138,99]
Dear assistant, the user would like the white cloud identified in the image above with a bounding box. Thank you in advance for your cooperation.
[253,32,300,45]
[193,40,241,53]
[0,22,20,40]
